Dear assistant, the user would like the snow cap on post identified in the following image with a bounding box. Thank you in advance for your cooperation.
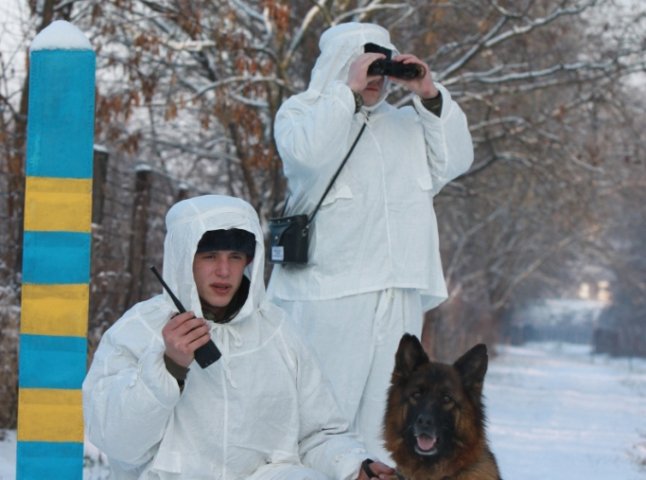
[30,19,93,51]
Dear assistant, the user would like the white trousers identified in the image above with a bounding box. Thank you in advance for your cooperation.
[274,289,424,463]
[246,463,330,480]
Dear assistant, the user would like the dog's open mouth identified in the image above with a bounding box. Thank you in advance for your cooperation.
[414,434,438,456]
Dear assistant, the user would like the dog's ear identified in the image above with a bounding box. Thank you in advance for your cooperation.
[454,344,488,399]
[393,334,429,382]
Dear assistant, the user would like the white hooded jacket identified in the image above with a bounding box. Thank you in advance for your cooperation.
[83,195,368,479]
[269,23,474,311]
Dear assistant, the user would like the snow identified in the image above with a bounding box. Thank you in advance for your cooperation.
[30,20,92,52]
[1,342,644,479]
[486,342,646,479]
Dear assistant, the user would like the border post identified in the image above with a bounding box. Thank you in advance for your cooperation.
[17,20,95,479]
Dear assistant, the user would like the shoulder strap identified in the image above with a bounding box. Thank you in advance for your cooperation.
[308,122,367,224]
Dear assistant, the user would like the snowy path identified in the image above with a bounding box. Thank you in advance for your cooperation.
[486,343,646,479]
[1,342,645,479]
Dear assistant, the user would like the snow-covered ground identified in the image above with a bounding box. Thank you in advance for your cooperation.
[1,342,645,479]
[486,342,646,480]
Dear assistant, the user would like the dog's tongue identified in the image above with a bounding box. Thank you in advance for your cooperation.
[417,434,437,452]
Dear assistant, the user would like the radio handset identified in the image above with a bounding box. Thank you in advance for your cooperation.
[150,266,222,368]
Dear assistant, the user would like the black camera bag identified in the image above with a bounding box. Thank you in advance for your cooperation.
[269,123,367,265]
[268,214,310,264]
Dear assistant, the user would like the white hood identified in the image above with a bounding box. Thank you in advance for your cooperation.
[160,194,265,322]
[300,22,397,103]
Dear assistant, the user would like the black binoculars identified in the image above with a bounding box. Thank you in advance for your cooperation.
[365,42,425,80]
[367,59,424,79]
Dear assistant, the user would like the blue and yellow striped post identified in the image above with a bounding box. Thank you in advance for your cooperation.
[17,20,95,479]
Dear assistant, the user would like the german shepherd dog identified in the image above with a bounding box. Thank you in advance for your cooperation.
[383,334,501,480]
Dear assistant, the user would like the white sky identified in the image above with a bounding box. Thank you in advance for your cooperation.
[0,0,29,96]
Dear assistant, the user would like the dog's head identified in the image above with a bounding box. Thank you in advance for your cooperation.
[384,334,489,468]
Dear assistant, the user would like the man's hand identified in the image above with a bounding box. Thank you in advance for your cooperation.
[347,52,386,92]
[358,459,396,480]
[162,311,212,367]
[389,53,439,99]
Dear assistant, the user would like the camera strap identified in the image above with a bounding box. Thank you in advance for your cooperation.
[279,121,367,221]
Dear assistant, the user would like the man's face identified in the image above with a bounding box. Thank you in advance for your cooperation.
[193,250,249,312]
[360,76,386,106]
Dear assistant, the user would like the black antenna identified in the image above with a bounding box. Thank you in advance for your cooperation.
[150,266,221,368]
[150,266,185,313]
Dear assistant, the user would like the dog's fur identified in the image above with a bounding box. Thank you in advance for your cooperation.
[383,334,501,480]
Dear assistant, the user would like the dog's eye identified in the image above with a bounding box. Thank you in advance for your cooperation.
[442,394,454,405]
[410,390,422,400]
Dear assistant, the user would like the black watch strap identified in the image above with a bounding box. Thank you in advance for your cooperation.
[361,458,376,478]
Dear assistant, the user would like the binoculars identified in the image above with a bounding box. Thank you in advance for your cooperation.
[367,59,424,79]
[365,42,425,80]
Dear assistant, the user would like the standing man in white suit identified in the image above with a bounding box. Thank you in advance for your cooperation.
[268,22,474,461]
